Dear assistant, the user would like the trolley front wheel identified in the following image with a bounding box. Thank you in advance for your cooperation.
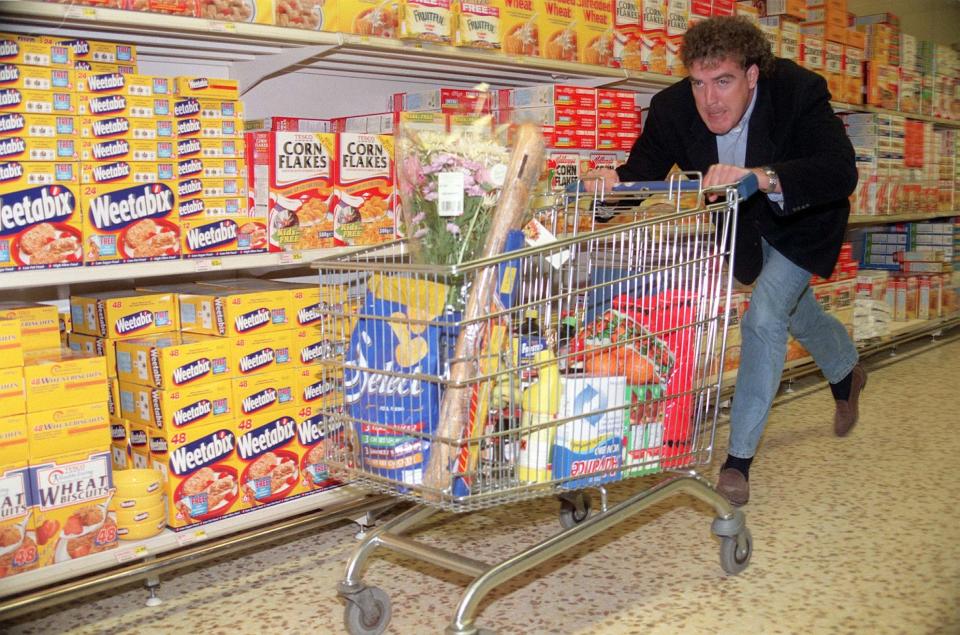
[343,586,392,635]
[558,491,592,529]
[719,528,752,575]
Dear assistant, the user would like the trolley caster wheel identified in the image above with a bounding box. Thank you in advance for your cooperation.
[343,586,392,635]
[558,492,592,529]
[719,527,752,575]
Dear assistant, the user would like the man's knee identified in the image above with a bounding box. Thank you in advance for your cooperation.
[742,289,791,336]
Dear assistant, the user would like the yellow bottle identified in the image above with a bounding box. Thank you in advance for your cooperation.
[517,348,560,483]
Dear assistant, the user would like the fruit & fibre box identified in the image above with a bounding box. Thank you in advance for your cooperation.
[118,378,234,430]
[29,449,117,567]
[58,39,137,66]
[453,1,502,49]
[70,290,179,338]
[79,180,180,264]
[0,317,23,369]
[148,421,242,530]
[334,132,395,247]
[0,302,60,351]
[235,407,302,509]
[114,332,231,389]
[0,365,26,417]
[0,64,75,91]
[65,332,123,377]
[398,0,454,43]
[0,414,37,579]
[21,348,108,412]
[78,116,175,142]
[267,131,336,252]
[180,216,268,258]
[232,369,298,419]
[25,402,111,463]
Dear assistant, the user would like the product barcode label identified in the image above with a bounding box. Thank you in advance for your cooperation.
[115,545,149,563]
[176,529,208,546]
[438,172,465,217]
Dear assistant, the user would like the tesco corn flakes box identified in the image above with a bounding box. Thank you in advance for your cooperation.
[70,290,179,338]
[0,302,60,351]
[149,422,241,530]
[80,180,180,264]
[0,414,38,579]
[235,407,301,508]
[181,215,268,258]
[29,449,117,567]
[114,332,231,389]
[268,131,336,252]
[334,133,395,247]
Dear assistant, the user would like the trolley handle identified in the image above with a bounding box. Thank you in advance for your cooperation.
[570,173,759,200]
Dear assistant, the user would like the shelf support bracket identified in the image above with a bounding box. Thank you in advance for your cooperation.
[231,43,339,96]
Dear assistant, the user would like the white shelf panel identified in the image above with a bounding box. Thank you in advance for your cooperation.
[849,211,958,226]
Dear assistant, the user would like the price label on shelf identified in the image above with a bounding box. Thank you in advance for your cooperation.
[195,258,224,272]
[115,545,149,563]
[65,7,97,19]
[207,21,238,34]
[176,529,208,547]
[279,252,303,265]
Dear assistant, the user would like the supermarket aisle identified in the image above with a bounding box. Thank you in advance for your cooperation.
[4,339,960,635]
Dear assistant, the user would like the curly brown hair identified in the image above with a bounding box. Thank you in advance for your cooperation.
[681,16,776,76]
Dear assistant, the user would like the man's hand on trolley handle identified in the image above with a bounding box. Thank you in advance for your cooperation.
[586,164,780,202]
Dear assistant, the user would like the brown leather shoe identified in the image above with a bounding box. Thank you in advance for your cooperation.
[716,468,749,506]
[834,364,867,437]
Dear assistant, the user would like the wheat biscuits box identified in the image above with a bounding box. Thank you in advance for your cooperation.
[115,332,231,389]
[66,332,123,377]
[176,116,243,140]
[334,133,395,247]
[173,97,243,121]
[0,414,37,578]
[295,366,343,409]
[76,71,170,97]
[0,160,77,190]
[177,176,245,201]
[233,369,298,419]
[78,116,175,141]
[0,34,73,68]
[22,348,108,412]
[29,450,117,566]
[148,421,241,529]
[291,326,347,366]
[0,317,23,369]
[0,64,75,91]
[202,279,352,330]
[118,378,234,430]
[0,112,75,139]
[176,137,244,159]
[0,366,25,417]
[77,94,171,119]
[79,138,175,162]
[26,402,111,462]
[235,407,302,508]
[79,180,180,264]
[109,416,132,470]
[71,290,178,338]
[177,157,240,179]
[81,161,175,184]
[0,302,60,351]
[294,406,344,494]
[181,216,268,258]
[59,39,137,66]
[268,131,336,252]
[0,170,81,271]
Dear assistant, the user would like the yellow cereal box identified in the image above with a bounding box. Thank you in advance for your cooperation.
[338,0,399,36]
[176,286,293,337]
[0,64,75,91]
[119,378,234,431]
[454,0,502,49]
[181,216,268,258]
[29,450,117,567]
[232,369,298,419]
[235,407,301,508]
[228,330,296,377]
[22,348,108,412]
[149,421,241,529]
[81,161,176,184]
[177,176,245,201]
[26,402,111,462]
[65,332,121,377]
[0,161,77,187]
[79,139,175,163]
[0,35,73,68]
[0,414,37,579]
[176,136,245,159]
[115,332,231,389]
[79,181,180,264]
[0,318,23,369]
[291,326,347,366]
[74,61,134,74]
[0,88,75,115]
[128,421,151,470]
[538,0,579,62]
[0,112,76,138]
[293,405,344,495]
[176,116,243,139]
[76,71,171,97]
[77,94,172,119]
[201,279,350,329]
[501,0,538,56]
[70,290,179,338]
[276,0,332,30]
[109,415,132,471]
[268,131,336,252]
[399,0,454,42]
[59,39,137,66]
[334,133,395,247]
[0,303,59,351]
[174,77,240,100]
[176,157,241,179]
[0,366,25,417]
[579,0,615,66]
[108,376,120,418]
[0,136,78,162]
[177,195,246,218]
[78,116,176,141]
[173,97,243,121]
[294,365,343,408]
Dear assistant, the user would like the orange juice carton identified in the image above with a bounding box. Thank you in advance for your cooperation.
[65,332,121,377]
[235,407,301,508]
[78,116,175,141]
[77,94,171,119]
[294,405,344,494]
[399,0,454,42]
[294,366,343,408]
[229,330,296,376]
[454,0,502,49]
[58,39,137,66]
[196,0,275,23]
[0,167,81,270]
[109,416,132,470]
[79,180,180,264]
[500,0,539,56]
[233,369,298,419]
[81,161,176,184]
[578,0,615,66]
[177,195,245,218]
[0,414,38,578]
[149,422,241,529]
[0,317,23,369]
[174,77,240,101]
[0,88,75,115]
[268,131,336,252]
[338,0,399,37]
[538,0,579,62]
[0,34,73,68]
[22,348,108,412]
[0,112,76,139]
[76,71,171,97]
[173,286,293,337]
[70,290,179,339]
[128,421,150,469]
[0,64,75,91]
[181,216,269,258]
[0,302,60,351]
[334,132,395,247]
[115,333,231,389]
[119,378,234,430]
[26,402,111,462]
[0,366,25,417]
[28,449,116,567]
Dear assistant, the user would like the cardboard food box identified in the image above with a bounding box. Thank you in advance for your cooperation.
[81,161,175,184]
[0,34,74,68]
[176,137,245,159]
[0,317,23,369]
[76,71,171,97]
[232,369,298,419]
[177,176,245,201]
[538,0,579,62]
[173,97,244,121]
[79,139,175,163]
[148,284,292,337]
[0,414,37,578]
[174,77,240,101]
[119,378,234,430]
[337,0,399,37]
[77,94,171,119]
[58,39,137,66]
[180,216,268,258]
[71,290,179,338]
[198,278,351,330]
[0,112,76,139]
[0,365,25,417]
[268,131,336,252]
[235,407,302,509]
[26,402,111,462]
[454,0,501,49]
[0,302,60,351]
[177,195,246,218]
[66,332,123,377]
[334,132,395,247]
[177,157,241,179]
[22,348,108,412]
[0,132,77,161]
[0,64,75,92]
[291,325,348,366]
[109,415,132,470]
[77,116,175,141]
[128,421,150,470]
[294,365,343,408]
[578,0,614,66]
[115,332,231,389]
[294,406,343,495]
[175,116,243,139]
[398,0,454,43]
[500,0,539,56]
[228,330,296,376]
[79,180,180,264]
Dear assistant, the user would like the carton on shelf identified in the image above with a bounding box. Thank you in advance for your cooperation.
[398,0,454,43]
[22,348,108,412]
[228,330,296,376]
[77,116,175,142]
[337,0,399,37]
[294,406,343,494]
[0,303,59,351]
[75,71,171,97]
[58,39,137,66]
[0,317,23,369]
[79,139,175,162]
[114,332,232,389]
[174,77,240,101]
[26,402,111,462]
[180,215,268,258]
[232,369,298,419]
[0,64,75,91]
[118,378,234,430]
[70,290,179,338]
[500,0,539,56]
[80,161,175,184]
[77,94,171,119]
[0,112,76,139]
[66,331,123,377]
[454,0,502,49]
[0,414,36,578]
[0,365,25,417]
[538,0,579,62]
[0,34,74,68]
[235,407,302,509]
[334,132,396,247]
[196,0,275,24]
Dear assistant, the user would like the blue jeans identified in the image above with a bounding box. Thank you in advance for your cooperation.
[728,240,858,459]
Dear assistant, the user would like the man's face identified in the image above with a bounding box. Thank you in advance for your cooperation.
[688,57,759,135]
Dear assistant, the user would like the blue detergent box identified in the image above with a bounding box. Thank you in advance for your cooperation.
[552,376,626,490]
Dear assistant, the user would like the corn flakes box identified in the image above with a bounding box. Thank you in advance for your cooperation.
[181,215,268,258]
[0,35,73,68]
[0,303,59,351]
[26,402,111,462]
[338,0,399,36]
[454,1,501,49]
[227,330,295,377]
[232,369,298,419]
[115,332,231,389]
[174,77,240,100]
[334,133,395,247]
[0,112,75,138]
[76,72,170,97]
[80,180,180,264]
[0,417,37,578]
[0,136,77,162]
[177,176,245,201]
[500,0,538,56]
[81,161,175,184]
[538,0,579,62]
[0,366,25,417]
[29,450,117,566]
[78,116,175,141]
[235,407,301,508]
[80,139,175,162]
[66,332,122,377]
[70,290,179,338]
[22,348,108,412]
[59,39,137,65]
[0,88,75,115]
[176,137,244,159]
[294,405,344,494]
[269,131,336,252]
[578,0,614,66]
[77,94,171,119]
[0,317,23,369]
[177,195,245,218]
[0,64,75,91]
[119,378,234,430]
[149,422,241,529]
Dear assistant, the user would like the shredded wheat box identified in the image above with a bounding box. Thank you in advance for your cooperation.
[118,378,234,430]
[0,366,25,417]
[500,0,539,56]
[268,131,336,252]
[78,116,175,141]
[0,302,60,351]
[115,332,231,389]
[338,0,399,36]
[70,290,179,338]
[578,0,615,66]
[235,407,302,509]
[79,180,179,264]
[0,414,37,578]
[22,348,108,412]
[538,0,579,62]
[181,216,268,258]
[334,133,395,247]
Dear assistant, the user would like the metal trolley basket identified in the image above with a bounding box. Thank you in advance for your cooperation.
[312,174,757,635]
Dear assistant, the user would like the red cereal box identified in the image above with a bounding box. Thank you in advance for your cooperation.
[333,132,395,247]
[268,131,336,252]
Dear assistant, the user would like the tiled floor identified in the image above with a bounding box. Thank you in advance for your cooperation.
[4,338,960,635]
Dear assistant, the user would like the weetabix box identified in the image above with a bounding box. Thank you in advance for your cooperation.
[181,215,268,258]
[0,35,74,68]
[26,402,111,462]
[174,77,240,101]
[173,97,244,121]
[79,180,180,264]
[0,414,37,578]
[291,326,348,366]
[500,0,539,56]
[22,348,108,412]
[119,378,234,430]
[0,64,75,91]
[76,71,171,97]
[538,0,579,62]
[177,195,245,218]
[229,330,296,376]
[177,157,241,179]
[0,112,75,139]
[176,116,243,140]
[70,290,179,338]
[334,133,395,247]
[176,137,245,159]
[77,94,171,119]
[0,135,77,162]
[294,406,343,495]
[115,332,231,389]
[79,138,175,162]
[59,39,137,66]
[78,116,175,141]
[145,283,292,337]
[0,366,26,417]
[294,366,343,409]
[0,88,75,116]
[0,302,59,351]
[81,161,175,184]
[232,369,298,419]
[235,407,302,509]
[268,131,336,252]
[65,332,122,377]
[337,0,399,37]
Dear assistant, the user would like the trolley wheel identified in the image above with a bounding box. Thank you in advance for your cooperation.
[343,586,392,635]
[558,492,592,529]
[719,527,752,575]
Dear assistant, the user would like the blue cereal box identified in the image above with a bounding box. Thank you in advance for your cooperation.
[553,376,626,490]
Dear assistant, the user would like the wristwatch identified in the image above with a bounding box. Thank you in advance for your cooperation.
[761,166,779,194]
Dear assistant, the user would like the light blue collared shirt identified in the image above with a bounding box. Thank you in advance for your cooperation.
[715,87,783,206]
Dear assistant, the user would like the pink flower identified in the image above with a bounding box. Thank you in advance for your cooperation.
[446,222,461,235]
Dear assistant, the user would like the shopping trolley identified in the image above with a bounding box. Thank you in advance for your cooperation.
[312,173,757,635]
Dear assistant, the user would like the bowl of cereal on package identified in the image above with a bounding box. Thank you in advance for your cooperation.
[242,449,300,505]
[14,222,82,267]
[174,465,239,521]
[113,469,163,499]
[119,218,180,260]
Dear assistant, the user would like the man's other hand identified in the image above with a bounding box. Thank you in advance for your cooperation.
[585,168,620,192]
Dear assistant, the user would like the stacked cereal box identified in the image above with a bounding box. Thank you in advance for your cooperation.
[453,0,502,49]
[59,38,137,75]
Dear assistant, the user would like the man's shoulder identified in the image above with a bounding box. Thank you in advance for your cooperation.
[649,76,695,114]
[768,58,827,94]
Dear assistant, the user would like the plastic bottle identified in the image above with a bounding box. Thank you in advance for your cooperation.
[517,348,560,483]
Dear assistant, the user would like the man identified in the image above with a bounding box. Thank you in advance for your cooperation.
[593,16,866,506]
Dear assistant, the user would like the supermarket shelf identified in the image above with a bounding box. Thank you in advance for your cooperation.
[0,486,394,620]
[848,211,958,225]
[831,101,960,129]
